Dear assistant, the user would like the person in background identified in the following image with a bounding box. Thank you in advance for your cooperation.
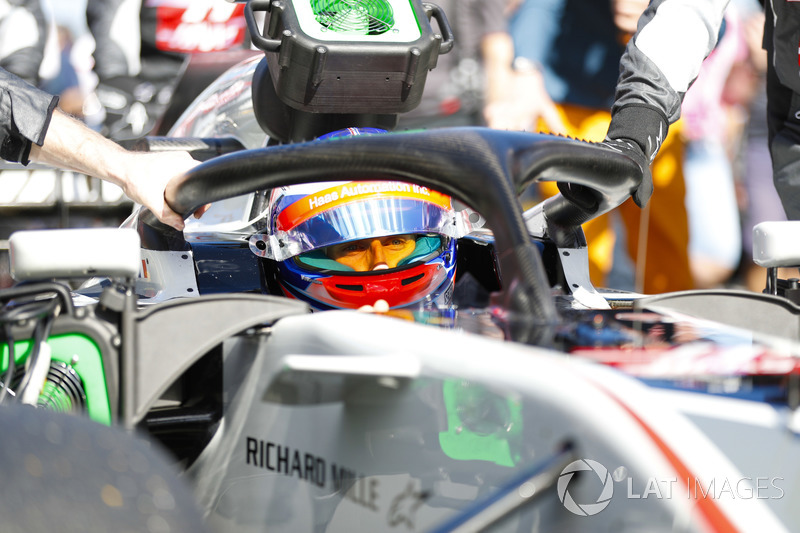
[0,0,48,86]
[1,66,201,230]
[86,0,248,140]
[39,25,85,118]
[602,0,800,275]
[500,0,693,294]
[396,0,525,130]
[728,1,796,292]
[679,8,748,288]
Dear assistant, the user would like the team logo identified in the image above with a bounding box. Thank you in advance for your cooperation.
[153,1,246,53]
[557,459,614,516]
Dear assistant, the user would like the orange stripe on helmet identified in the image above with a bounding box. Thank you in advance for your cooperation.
[276,181,453,231]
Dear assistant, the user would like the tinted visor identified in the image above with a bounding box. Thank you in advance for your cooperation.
[296,234,444,272]
[252,181,477,261]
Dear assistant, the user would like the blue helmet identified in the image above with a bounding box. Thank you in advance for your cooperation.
[248,128,480,310]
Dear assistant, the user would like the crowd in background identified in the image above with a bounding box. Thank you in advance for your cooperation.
[0,0,783,294]
[408,0,777,294]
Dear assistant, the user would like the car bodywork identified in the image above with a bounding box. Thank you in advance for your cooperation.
[5,2,800,532]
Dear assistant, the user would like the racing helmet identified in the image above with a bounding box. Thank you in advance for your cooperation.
[248,130,480,310]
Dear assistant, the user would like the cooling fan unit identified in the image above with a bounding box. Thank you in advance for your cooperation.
[312,0,394,35]
[245,0,453,114]
[6,361,86,413]
[0,287,115,425]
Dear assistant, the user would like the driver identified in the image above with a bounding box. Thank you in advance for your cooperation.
[325,234,417,272]
[250,177,479,311]
[248,128,481,311]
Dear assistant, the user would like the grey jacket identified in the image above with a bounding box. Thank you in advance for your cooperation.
[0,67,58,164]
[608,0,729,160]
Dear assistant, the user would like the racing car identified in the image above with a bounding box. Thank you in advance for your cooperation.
[4,0,800,531]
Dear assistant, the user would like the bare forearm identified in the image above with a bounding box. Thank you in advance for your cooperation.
[29,108,129,186]
[29,107,200,230]
[481,31,566,134]
[481,32,515,104]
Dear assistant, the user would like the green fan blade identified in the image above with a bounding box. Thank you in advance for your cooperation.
[310,0,395,35]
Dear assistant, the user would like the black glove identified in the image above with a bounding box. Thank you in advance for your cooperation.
[600,137,653,208]
[605,104,669,208]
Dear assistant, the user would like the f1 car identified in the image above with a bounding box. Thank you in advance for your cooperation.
[4,0,800,532]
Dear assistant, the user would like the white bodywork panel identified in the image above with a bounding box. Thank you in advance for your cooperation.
[753,221,800,268]
[9,228,141,281]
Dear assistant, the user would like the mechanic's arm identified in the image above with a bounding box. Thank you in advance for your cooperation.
[1,67,199,230]
[0,67,57,161]
[606,0,729,207]
[29,109,199,230]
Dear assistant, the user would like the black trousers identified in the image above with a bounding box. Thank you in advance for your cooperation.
[765,0,800,220]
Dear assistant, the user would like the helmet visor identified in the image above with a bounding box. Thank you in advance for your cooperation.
[295,234,445,272]
[252,181,477,260]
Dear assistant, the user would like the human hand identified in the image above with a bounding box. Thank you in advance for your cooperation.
[484,67,567,135]
[357,299,390,313]
[120,151,201,230]
[30,109,205,230]
[610,0,648,35]
[356,299,416,321]
[600,138,653,208]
